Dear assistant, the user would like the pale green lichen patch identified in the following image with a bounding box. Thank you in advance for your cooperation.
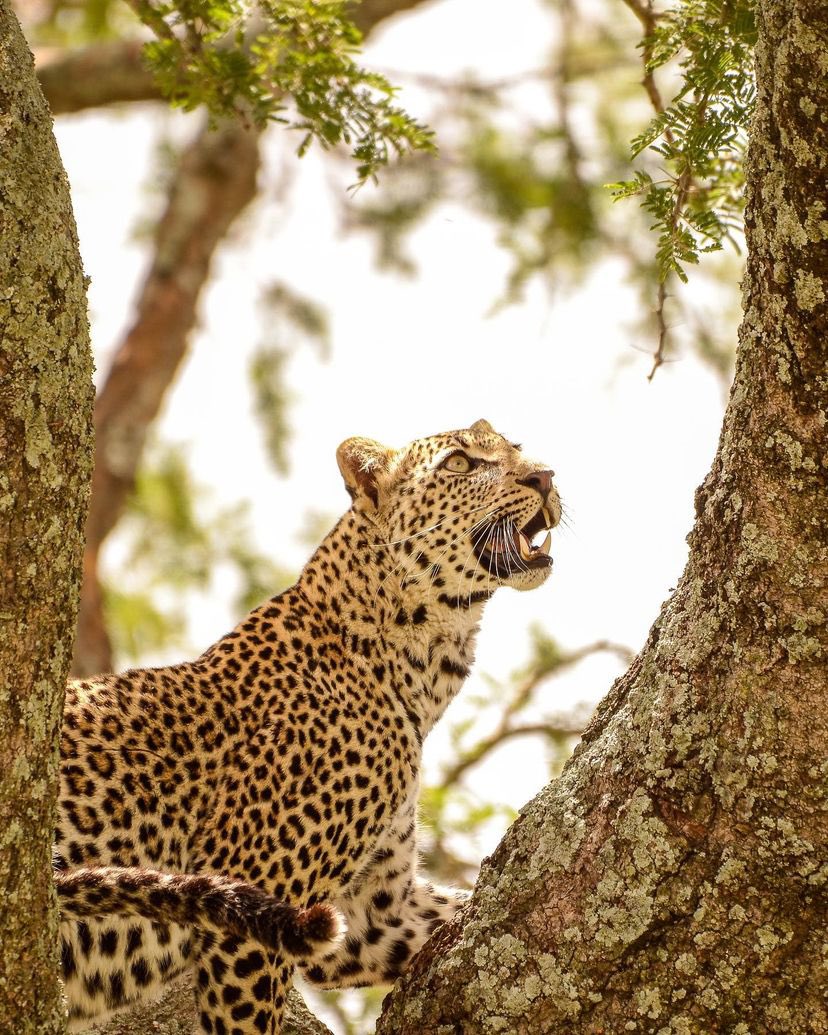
[772,193,809,249]
[783,631,823,662]
[658,1017,694,1035]
[522,793,587,880]
[461,940,583,1027]
[754,925,783,953]
[635,986,662,1018]
[739,521,780,567]
[803,200,828,242]
[583,791,682,952]
[794,270,825,310]
[674,953,697,976]
[715,855,747,887]
[17,395,53,470]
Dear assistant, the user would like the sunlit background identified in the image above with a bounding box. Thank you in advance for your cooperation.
[26,0,745,1028]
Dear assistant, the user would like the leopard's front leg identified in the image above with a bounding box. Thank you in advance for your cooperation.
[300,800,469,989]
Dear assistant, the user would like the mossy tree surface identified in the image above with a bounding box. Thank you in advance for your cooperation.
[0,0,94,1030]
[377,1,828,1032]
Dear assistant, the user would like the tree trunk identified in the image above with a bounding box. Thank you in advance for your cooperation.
[376,2,828,1031]
[0,0,94,1030]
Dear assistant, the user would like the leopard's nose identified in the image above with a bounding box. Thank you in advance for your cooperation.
[517,470,555,499]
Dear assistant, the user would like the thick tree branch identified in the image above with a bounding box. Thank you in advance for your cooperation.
[37,39,159,113]
[35,0,438,115]
[349,0,437,31]
[94,974,334,1035]
[377,0,828,1029]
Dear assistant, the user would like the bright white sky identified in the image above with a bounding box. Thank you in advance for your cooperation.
[53,0,731,851]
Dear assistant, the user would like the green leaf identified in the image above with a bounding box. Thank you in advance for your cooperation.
[614,0,754,283]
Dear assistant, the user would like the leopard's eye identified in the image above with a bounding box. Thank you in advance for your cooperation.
[443,452,473,474]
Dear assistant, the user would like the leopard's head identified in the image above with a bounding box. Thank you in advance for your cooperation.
[337,420,561,598]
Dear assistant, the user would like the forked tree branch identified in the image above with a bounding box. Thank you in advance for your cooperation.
[439,640,634,787]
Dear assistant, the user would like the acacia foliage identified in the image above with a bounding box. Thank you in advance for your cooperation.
[139,0,434,183]
[611,0,757,282]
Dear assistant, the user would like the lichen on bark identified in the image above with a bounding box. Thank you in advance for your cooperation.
[0,0,94,1029]
[376,1,828,1031]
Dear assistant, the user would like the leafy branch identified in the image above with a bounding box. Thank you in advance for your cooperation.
[611,0,756,286]
[130,0,434,183]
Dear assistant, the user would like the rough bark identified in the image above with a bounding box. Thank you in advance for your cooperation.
[0,1,94,1031]
[376,1,828,1032]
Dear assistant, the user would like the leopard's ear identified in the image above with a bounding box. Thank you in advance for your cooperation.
[336,437,393,513]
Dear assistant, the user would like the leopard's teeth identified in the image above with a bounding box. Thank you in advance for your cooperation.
[542,506,553,528]
[538,531,551,555]
[517,530,533,561]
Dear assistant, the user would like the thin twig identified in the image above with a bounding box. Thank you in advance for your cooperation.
[619,0,668,116]
[439,640,634,788]
[620,0,681,378]
[648,279,670,379]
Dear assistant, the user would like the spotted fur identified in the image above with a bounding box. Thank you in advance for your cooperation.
[56,420,561,1034]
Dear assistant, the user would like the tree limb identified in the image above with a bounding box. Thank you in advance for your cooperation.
[375,1,828,1028]
[439,640,633,786]
[37,40,160,113]
[36,0,437,115]
[93,973,334,1035]
[72,115,261,676]
[68,0,441,676]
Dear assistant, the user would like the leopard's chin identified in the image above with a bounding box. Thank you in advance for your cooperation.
[502,560,554,592]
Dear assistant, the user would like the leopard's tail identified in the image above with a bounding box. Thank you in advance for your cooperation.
[54,866,344,959]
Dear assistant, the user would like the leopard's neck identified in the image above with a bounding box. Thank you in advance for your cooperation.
[296,508,491,735]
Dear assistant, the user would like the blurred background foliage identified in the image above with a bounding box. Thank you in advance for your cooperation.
[16,0,754,1029]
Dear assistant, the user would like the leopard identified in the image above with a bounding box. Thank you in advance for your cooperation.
[54,418,561,1034]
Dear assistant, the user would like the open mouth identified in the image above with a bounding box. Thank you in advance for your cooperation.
[472,506,555,578]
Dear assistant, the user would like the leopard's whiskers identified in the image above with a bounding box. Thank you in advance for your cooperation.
[503,518,529,574]
[372,506,498,612]
[377,501,493,550]
[411,509,500,610]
